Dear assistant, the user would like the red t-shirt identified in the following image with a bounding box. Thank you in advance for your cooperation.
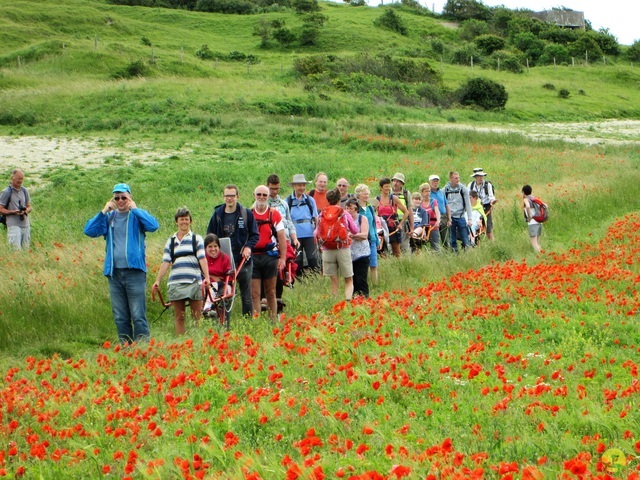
[252,207,283,251]
[311,190,329,212]
[206,252,231,280]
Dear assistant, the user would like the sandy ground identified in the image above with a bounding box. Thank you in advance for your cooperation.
[1,120,639,186]
[411,119,640,145]
[0,136,189,188]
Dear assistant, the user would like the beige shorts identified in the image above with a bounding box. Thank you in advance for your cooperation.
[322,248,353,278]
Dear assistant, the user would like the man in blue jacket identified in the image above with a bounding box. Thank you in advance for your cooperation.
[207,184,259,318]
[84,183,159,344]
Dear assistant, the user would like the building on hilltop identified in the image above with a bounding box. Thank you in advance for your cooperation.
[531,10,585,31]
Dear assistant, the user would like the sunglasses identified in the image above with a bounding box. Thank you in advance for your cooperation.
[337,184,348,187]
[255,193,268,197]
[113,196,128,201]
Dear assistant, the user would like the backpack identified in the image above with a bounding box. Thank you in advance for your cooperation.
[469,181,495,198]
[528,196,549,223]
[254,207,279,255]
[317,205,351,249]
[286,195,314,219]
[0,186,19,227]
[170,234,198,263]
[377,194,399,231]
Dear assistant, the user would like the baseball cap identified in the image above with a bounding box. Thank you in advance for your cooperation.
[112,183,131,194]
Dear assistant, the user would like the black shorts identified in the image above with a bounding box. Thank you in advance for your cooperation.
[251,253,278,280]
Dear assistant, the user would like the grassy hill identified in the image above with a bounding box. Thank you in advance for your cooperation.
[1,0,640,138]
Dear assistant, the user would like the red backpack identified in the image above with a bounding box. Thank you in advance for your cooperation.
[528,196,549,223]
[317,205,351,249]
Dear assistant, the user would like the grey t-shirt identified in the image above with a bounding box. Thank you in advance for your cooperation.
[112,211,129,268]
[0,186,30,228]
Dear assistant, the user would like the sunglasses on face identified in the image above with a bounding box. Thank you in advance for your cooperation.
[113,196,128,201]
[255,193,268,197]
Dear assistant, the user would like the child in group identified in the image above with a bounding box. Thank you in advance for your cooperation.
[410,192,429,252]
[202,233,232,316]
[469,191,487,244]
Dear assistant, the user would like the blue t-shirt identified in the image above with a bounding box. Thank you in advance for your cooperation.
[430,188,447,215]
[112,212,129,268]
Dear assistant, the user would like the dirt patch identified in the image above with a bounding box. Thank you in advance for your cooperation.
[409,120,640,146]
[0,136,190,188]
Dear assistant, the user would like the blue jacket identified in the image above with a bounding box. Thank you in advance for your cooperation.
[206,203,259,264]
[84,208,159,276]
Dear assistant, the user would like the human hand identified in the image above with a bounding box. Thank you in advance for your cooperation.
[102,200,116,215]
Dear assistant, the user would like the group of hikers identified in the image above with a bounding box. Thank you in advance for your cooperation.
[2,167,546,345]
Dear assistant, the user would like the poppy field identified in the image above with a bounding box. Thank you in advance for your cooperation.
[1,211,639,479]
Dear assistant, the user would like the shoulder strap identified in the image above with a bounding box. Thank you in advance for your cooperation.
[2,186,12,208]
[170,234,198,263]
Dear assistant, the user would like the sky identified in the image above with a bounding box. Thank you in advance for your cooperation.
[421,1,638,45]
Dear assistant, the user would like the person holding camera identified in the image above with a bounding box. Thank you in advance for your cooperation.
[0,169,32,250]
[84,183,159,344]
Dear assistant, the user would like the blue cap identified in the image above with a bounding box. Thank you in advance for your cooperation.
[112,183,131,194]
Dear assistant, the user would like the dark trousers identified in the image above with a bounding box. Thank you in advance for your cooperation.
[296,237,318,276]
[352,256,370,297]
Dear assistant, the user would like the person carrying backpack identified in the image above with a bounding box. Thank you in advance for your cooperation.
[315,188,359,301]
[0,169,32,250]
[376,177,411,257]
[444,171,473,252]
[522,184,547,254]
[153,206,210,335]
[287,174,319,276]
[468,168,497,240]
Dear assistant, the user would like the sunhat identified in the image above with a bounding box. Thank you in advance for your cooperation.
[289,174,310,185]
[112,183,131,193]
[428,174,440,181]
[471,168,487,177]
[391,172,406,184]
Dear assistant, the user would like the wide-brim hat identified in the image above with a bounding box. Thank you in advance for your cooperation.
[471,168,487,177]
[391,172,405,184]
[289,174,310,185]
[112,183,131,193]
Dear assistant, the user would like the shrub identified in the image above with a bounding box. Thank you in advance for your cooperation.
[513,32,545,63]
[456,77,508,110]
[141,36,152,46]
[450,43,482,66]
[430,38,445,55]
[542,83,556,90]
[568,36,603,60]
[294,55,328,75]
[195,44,215,60]
[112,60,148,79]
[488,50,523,73]
[273,27,296,46]
[538,43,571,65]
[458,19,489,42]
[374,9,408,36]
[195,0,255,14]
[558,88,570,99]
[299,26,320,46]
[474,34,505,55]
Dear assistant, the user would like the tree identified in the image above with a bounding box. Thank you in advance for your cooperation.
[457,77,508,110]
[589,29,620,56]
[443,0,491,22]
[293,0,319,14]
[568,35,603,60]
[627,40,640,62]
[253,18,272,48]
[513,32,545,63]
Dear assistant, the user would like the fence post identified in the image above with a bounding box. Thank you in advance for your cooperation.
[470,55,473,70]
[572,57,575,67]
[585,50,588,66]
[497,57,500,71]
[553,57,556,68]
[17,56,22,68]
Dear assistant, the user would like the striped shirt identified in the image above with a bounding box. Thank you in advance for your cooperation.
[161,231,205,285]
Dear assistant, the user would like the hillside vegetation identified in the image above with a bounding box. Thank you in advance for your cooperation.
[1,0,640,138]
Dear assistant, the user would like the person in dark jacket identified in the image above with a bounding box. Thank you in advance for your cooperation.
[207,184,259,318]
